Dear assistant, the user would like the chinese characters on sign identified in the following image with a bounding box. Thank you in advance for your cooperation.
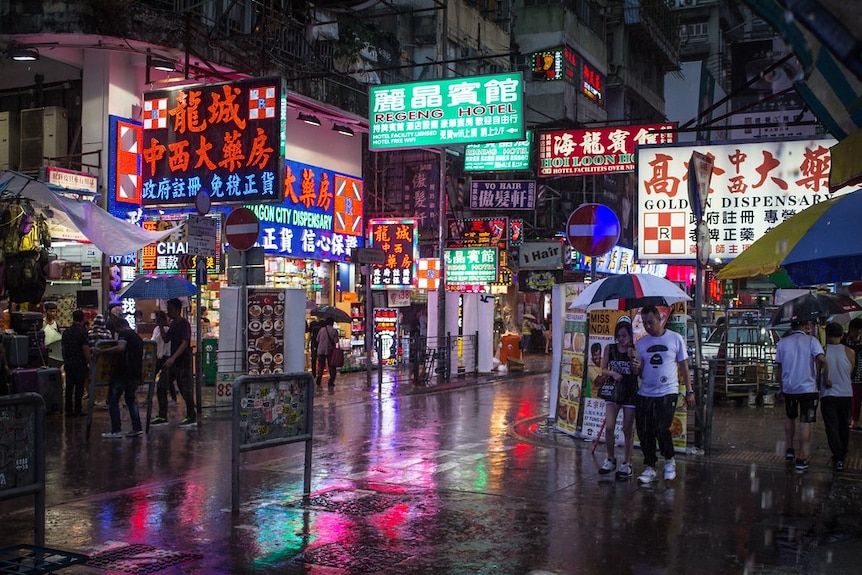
[444,247,499,287]
[464,131,532,172]
[397,157,440,234]
[244,159,364,262]
[142,77,285,205]
[539,124,676,177]
[369,72,525,149]
[637,138,842,261]
[532,51,564,81]
[469,180,536,210]
[369,219,417,290]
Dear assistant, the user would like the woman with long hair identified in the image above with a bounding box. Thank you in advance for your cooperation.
[598,319,639,479]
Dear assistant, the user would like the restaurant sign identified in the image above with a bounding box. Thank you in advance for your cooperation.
[637,138,844,262]
[538,124,676,177]
[369,72,525,150]
[244,159,364,262]
[142,76,286,206]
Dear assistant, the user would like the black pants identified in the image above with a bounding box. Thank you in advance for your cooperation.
[315,353,337,387]
[158,360,195,420]
[821,395,851,461]
[636,393,679,467]
[64,363,87,415]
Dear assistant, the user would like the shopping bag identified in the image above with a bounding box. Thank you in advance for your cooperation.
[598,380,625,404]
[329,348,345,368]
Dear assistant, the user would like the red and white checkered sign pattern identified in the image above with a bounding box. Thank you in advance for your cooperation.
[642,212,686,255]
[249,86,276,119]
[416,258,440,290]
[143,98,168,130]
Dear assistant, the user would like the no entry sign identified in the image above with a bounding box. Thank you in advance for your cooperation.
[566,203,620,257]
[224,207,260,252]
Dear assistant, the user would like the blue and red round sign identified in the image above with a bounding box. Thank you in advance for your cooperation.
[566,203,620,257]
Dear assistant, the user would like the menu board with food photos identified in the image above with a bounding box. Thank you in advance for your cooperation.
[247,288,286,375]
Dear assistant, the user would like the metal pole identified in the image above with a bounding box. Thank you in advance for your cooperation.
[693,258,705,449]
[437,147,447,384]
[365,265,373,389]
[241,250,248,372]
[195,258,203,419]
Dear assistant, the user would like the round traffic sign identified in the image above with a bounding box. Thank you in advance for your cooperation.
[566,203,620,257]
[195,190,211,215]
[224,207,260,251]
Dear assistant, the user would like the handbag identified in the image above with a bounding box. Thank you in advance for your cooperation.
[327,327,344,367]
[598,379,626,404]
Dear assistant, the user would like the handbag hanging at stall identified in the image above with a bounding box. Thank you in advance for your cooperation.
[328,328,345,368]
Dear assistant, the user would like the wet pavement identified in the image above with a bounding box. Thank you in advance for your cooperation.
[2,353,862,574]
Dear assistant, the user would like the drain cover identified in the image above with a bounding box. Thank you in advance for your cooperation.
[0,545,88,574]
[286,489,398,515]
[87,543,202,574]
[298,543,410,572]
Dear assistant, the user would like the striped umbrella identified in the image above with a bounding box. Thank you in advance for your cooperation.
[569,273,691,312]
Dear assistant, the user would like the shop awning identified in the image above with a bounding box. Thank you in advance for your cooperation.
[0,170,179,256]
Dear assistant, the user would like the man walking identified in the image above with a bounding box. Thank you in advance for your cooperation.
[61,310,90,416]
[100,317,144,438]
[161,298,196,428]
[315,317,339,388]
[775,319,827,471]
[841,317,862,431]
[821,322,854,471]
[631,305,694,484]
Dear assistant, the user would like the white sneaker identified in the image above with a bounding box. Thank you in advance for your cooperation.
[638,466,658,484]
[599,458,617,475]
[664,459,677,480]
[616,463,633,479]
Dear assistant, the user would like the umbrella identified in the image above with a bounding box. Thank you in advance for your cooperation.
[716,190,862,285]
[569,274,691,311]
[118,275,200,300]
[769,292,862,326]
[523,313,536,320]
[310,305,351,323]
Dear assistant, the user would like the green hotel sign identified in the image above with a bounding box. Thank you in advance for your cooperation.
[369,72,525,150]
[444,247,499,284]
[464,131,532,172]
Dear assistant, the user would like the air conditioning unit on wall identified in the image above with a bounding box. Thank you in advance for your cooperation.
[0,110,20,170]
[19,106,68,172]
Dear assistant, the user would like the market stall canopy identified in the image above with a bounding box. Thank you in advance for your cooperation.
[716,190,862,285]
[0,171,178,256]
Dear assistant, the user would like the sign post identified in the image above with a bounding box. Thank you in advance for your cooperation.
[225,208,261,374]
[354,248,385,390]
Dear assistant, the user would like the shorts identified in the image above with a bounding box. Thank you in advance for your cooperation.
[784,392,819,423]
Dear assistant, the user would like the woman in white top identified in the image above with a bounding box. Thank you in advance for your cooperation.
[822,322,855,472]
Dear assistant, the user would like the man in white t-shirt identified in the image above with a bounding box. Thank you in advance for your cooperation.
[631,305,694,484]
[775,319,826,471]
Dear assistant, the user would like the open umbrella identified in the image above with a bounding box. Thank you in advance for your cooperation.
[569,274,691,311]
[523,312,537,320]
[310,305,351,323]
[118,275,199,300]
[769,292,862,326]
[716,190,862,285]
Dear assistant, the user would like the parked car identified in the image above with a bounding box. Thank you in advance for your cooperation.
[701,324,780,365]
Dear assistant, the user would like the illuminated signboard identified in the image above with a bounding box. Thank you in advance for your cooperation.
[369,72,525,150]
[139,214,222,273]
[244,159,364,261]
[142,76,286,206]
[108,115,143,204]
[444,247,499,285]
[636,138,843,262]
[369,219,417,290]
[448,217,508,249]
[538,124,676,177]
[469,180,536,210]
[562,45,578,86]
[416,258,440,290]
[464,131,532,172]
[581,57,604,105]
[532,50,564,81]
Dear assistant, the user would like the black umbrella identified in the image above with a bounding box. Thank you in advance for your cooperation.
[770,293,862,326]
[310,305,352,323]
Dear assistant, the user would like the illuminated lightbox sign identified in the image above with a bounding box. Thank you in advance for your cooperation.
[532,51,564,81]
[538,124,676,177]
[244,159,364,262]
[444,247,499,285]
[142,76,286,205]
[139,214,222,273]
[369,72,525,150]
[636,138,844,262]
[369,219,417,290]
[464,131,532,172]
[469,180,535,210]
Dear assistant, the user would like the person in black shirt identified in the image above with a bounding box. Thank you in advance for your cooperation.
[100,317,144,438]
[61,309,91,416]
